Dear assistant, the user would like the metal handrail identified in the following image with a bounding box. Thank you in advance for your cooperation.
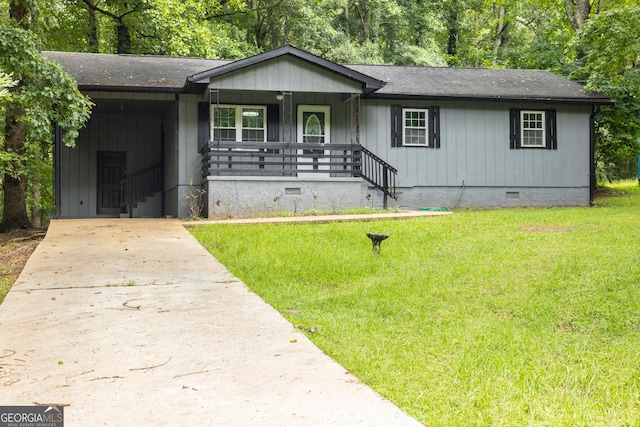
[359,146,398,209]
[120,163,163,218]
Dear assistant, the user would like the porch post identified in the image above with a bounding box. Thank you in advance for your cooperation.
[348,93,361,178]
[349,93,360,145]
[210,88,220,142]
[282,91,293,143]
[281,92,293,175]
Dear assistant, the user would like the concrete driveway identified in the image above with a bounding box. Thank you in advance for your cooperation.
[0,219,422,426]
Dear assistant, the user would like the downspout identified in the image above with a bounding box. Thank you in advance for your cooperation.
[589,105,598,206]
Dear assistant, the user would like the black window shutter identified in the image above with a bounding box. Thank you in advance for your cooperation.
[429,106,440,148]
[509,108,521,149]
[545,109,557,150]
[197,102,210,152]
[391,105,402,147]
[267,103,280,142]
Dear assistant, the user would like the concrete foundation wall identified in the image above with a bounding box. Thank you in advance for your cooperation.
[396,186,591,209]
[205,177,363,218]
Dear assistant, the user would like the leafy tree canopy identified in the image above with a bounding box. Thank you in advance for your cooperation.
[575,5,640,163]
[0,19,93,148]
[0,70,16,99]
[0,15,93,230]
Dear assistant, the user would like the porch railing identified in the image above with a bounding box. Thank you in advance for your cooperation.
[359,146,398,209]
[201,141,397,208]
[120,163,163,217]
[201,141,362,177]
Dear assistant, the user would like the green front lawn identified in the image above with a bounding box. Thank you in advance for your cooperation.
[189,181,640,426]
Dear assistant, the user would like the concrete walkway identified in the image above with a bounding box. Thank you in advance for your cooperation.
[0,219,424,426]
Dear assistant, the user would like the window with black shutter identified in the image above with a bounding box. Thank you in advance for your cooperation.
[391,105,440,148]
[510,108,557,150]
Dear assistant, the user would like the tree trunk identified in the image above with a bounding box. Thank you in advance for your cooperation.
[344,0,349,36]
[10,1,29,29]
[493,6,509,62]
[86,0,99,52]
[2,0,33,231]
[447,0,459,57]
[250,0,266,50]
[1,106,32,232]
[116,21,131,53]
[565,0,592,31]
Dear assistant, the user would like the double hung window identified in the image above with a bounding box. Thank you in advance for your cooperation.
[211,105,267,143]
[510,108,557,150]
[391,105,440,148]
[521,111,545,147]
[403,109,428,146]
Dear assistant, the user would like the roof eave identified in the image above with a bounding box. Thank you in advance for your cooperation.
[368,93,614,105]
[77,84,186,94]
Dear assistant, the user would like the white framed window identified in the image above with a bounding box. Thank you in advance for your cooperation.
[521,110,545,147]
[211,105,267,142]
[402,108,428,146]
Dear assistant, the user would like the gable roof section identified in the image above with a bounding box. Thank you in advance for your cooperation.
[186,45,386,96]
[347,64,611,104]
[43,48,610,105]
[43,51,231,92]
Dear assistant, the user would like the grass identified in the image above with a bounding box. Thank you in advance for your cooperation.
[0,270,13,304]
[195,181,640,426]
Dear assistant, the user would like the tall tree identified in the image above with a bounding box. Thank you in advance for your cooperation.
[0,6,92,231]
[575,4,640,176]
[43,0,251,58]
[565,0,595,31]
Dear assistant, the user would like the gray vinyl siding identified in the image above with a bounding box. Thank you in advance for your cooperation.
[59,112,163,217]
[176,95,203,218]
[163,99,179,217]
[206,91,353,145]
[360,100,591,189]
[209,56,363,94]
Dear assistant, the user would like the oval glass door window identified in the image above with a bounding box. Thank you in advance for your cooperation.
[304,113,324,143]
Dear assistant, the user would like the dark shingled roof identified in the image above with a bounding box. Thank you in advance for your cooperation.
[43,50,611,104]
[345,64,611,104]
[43,51,231,92]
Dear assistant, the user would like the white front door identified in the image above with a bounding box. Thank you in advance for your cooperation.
[297,105,330,177]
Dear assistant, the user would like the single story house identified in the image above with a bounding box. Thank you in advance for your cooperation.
[44,45,611,219]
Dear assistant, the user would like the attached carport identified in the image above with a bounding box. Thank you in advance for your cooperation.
[45,51,229,218]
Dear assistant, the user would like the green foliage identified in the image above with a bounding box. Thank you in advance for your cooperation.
[0,20,93,148]
[191,186,640,425]
[42,0,253,57]
[0,15,93,228]
[2,0,637,217]
[0,71,16,99]
[576,5,640,165]
[596,151,638,182]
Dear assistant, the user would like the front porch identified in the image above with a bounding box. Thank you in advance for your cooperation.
[200,141,398,218]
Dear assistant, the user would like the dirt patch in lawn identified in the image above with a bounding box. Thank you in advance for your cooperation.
[0,228,46,302]
[519,225,575,233]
